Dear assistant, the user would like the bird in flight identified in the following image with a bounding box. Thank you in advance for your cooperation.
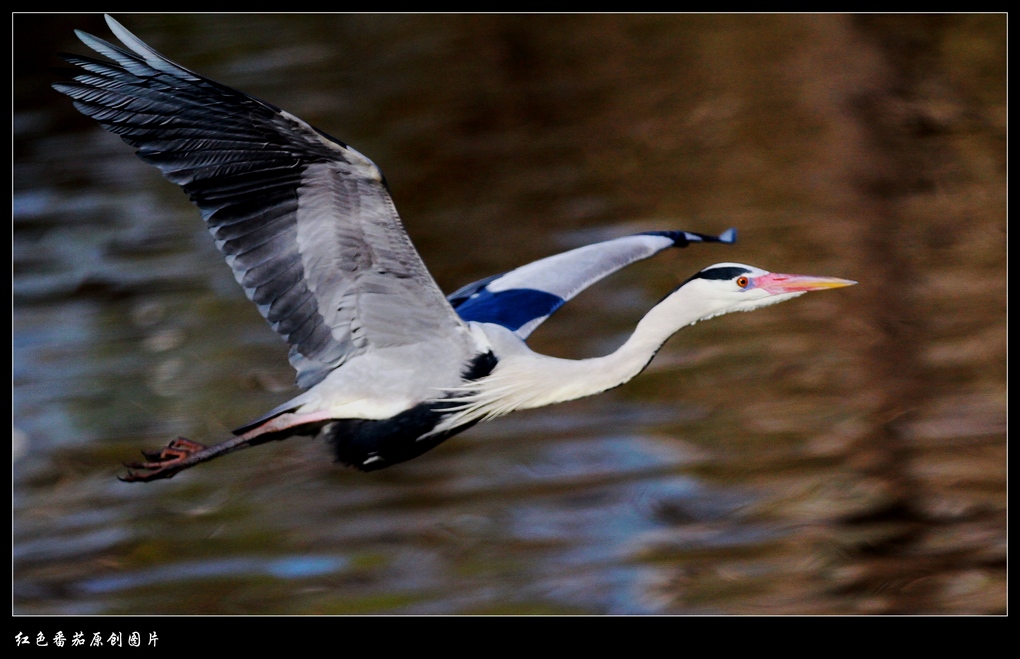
[54,16,856,482]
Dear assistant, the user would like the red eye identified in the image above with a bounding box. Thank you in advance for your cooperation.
[736,276,749,288]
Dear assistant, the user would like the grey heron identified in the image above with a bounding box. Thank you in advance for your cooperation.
[54,16,856,482]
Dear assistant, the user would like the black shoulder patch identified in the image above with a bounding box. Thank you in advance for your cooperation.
[462,351,498,381]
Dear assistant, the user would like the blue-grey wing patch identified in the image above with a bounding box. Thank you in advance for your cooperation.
[451,229,736,338]
[455,288,565,333]
[55,16,466,389]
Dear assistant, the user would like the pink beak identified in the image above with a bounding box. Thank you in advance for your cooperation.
[754,272,857,294]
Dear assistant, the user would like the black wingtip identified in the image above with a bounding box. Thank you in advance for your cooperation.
[655,228,738,247]
[684,227,737,245]
[639,228,737,247]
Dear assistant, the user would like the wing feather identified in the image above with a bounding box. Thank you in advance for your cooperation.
[450,229,735,339]
[55,15,467,389]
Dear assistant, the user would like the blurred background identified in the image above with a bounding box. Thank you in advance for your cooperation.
[14,14,1004,615]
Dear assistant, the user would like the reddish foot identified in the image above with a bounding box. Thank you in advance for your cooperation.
[118,411,333,483]
[120,437,208,482]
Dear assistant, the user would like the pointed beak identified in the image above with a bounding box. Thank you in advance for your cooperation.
[754,272,858,295]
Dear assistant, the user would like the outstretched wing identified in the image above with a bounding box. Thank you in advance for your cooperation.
[450,229,736,339]
[54,15,467,389]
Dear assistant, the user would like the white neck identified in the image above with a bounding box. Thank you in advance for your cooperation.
[433,283,726,432]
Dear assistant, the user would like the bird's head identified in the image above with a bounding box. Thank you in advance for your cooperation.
[666,262,857,325]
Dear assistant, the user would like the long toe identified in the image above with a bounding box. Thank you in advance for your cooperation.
[119,437,208,482]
